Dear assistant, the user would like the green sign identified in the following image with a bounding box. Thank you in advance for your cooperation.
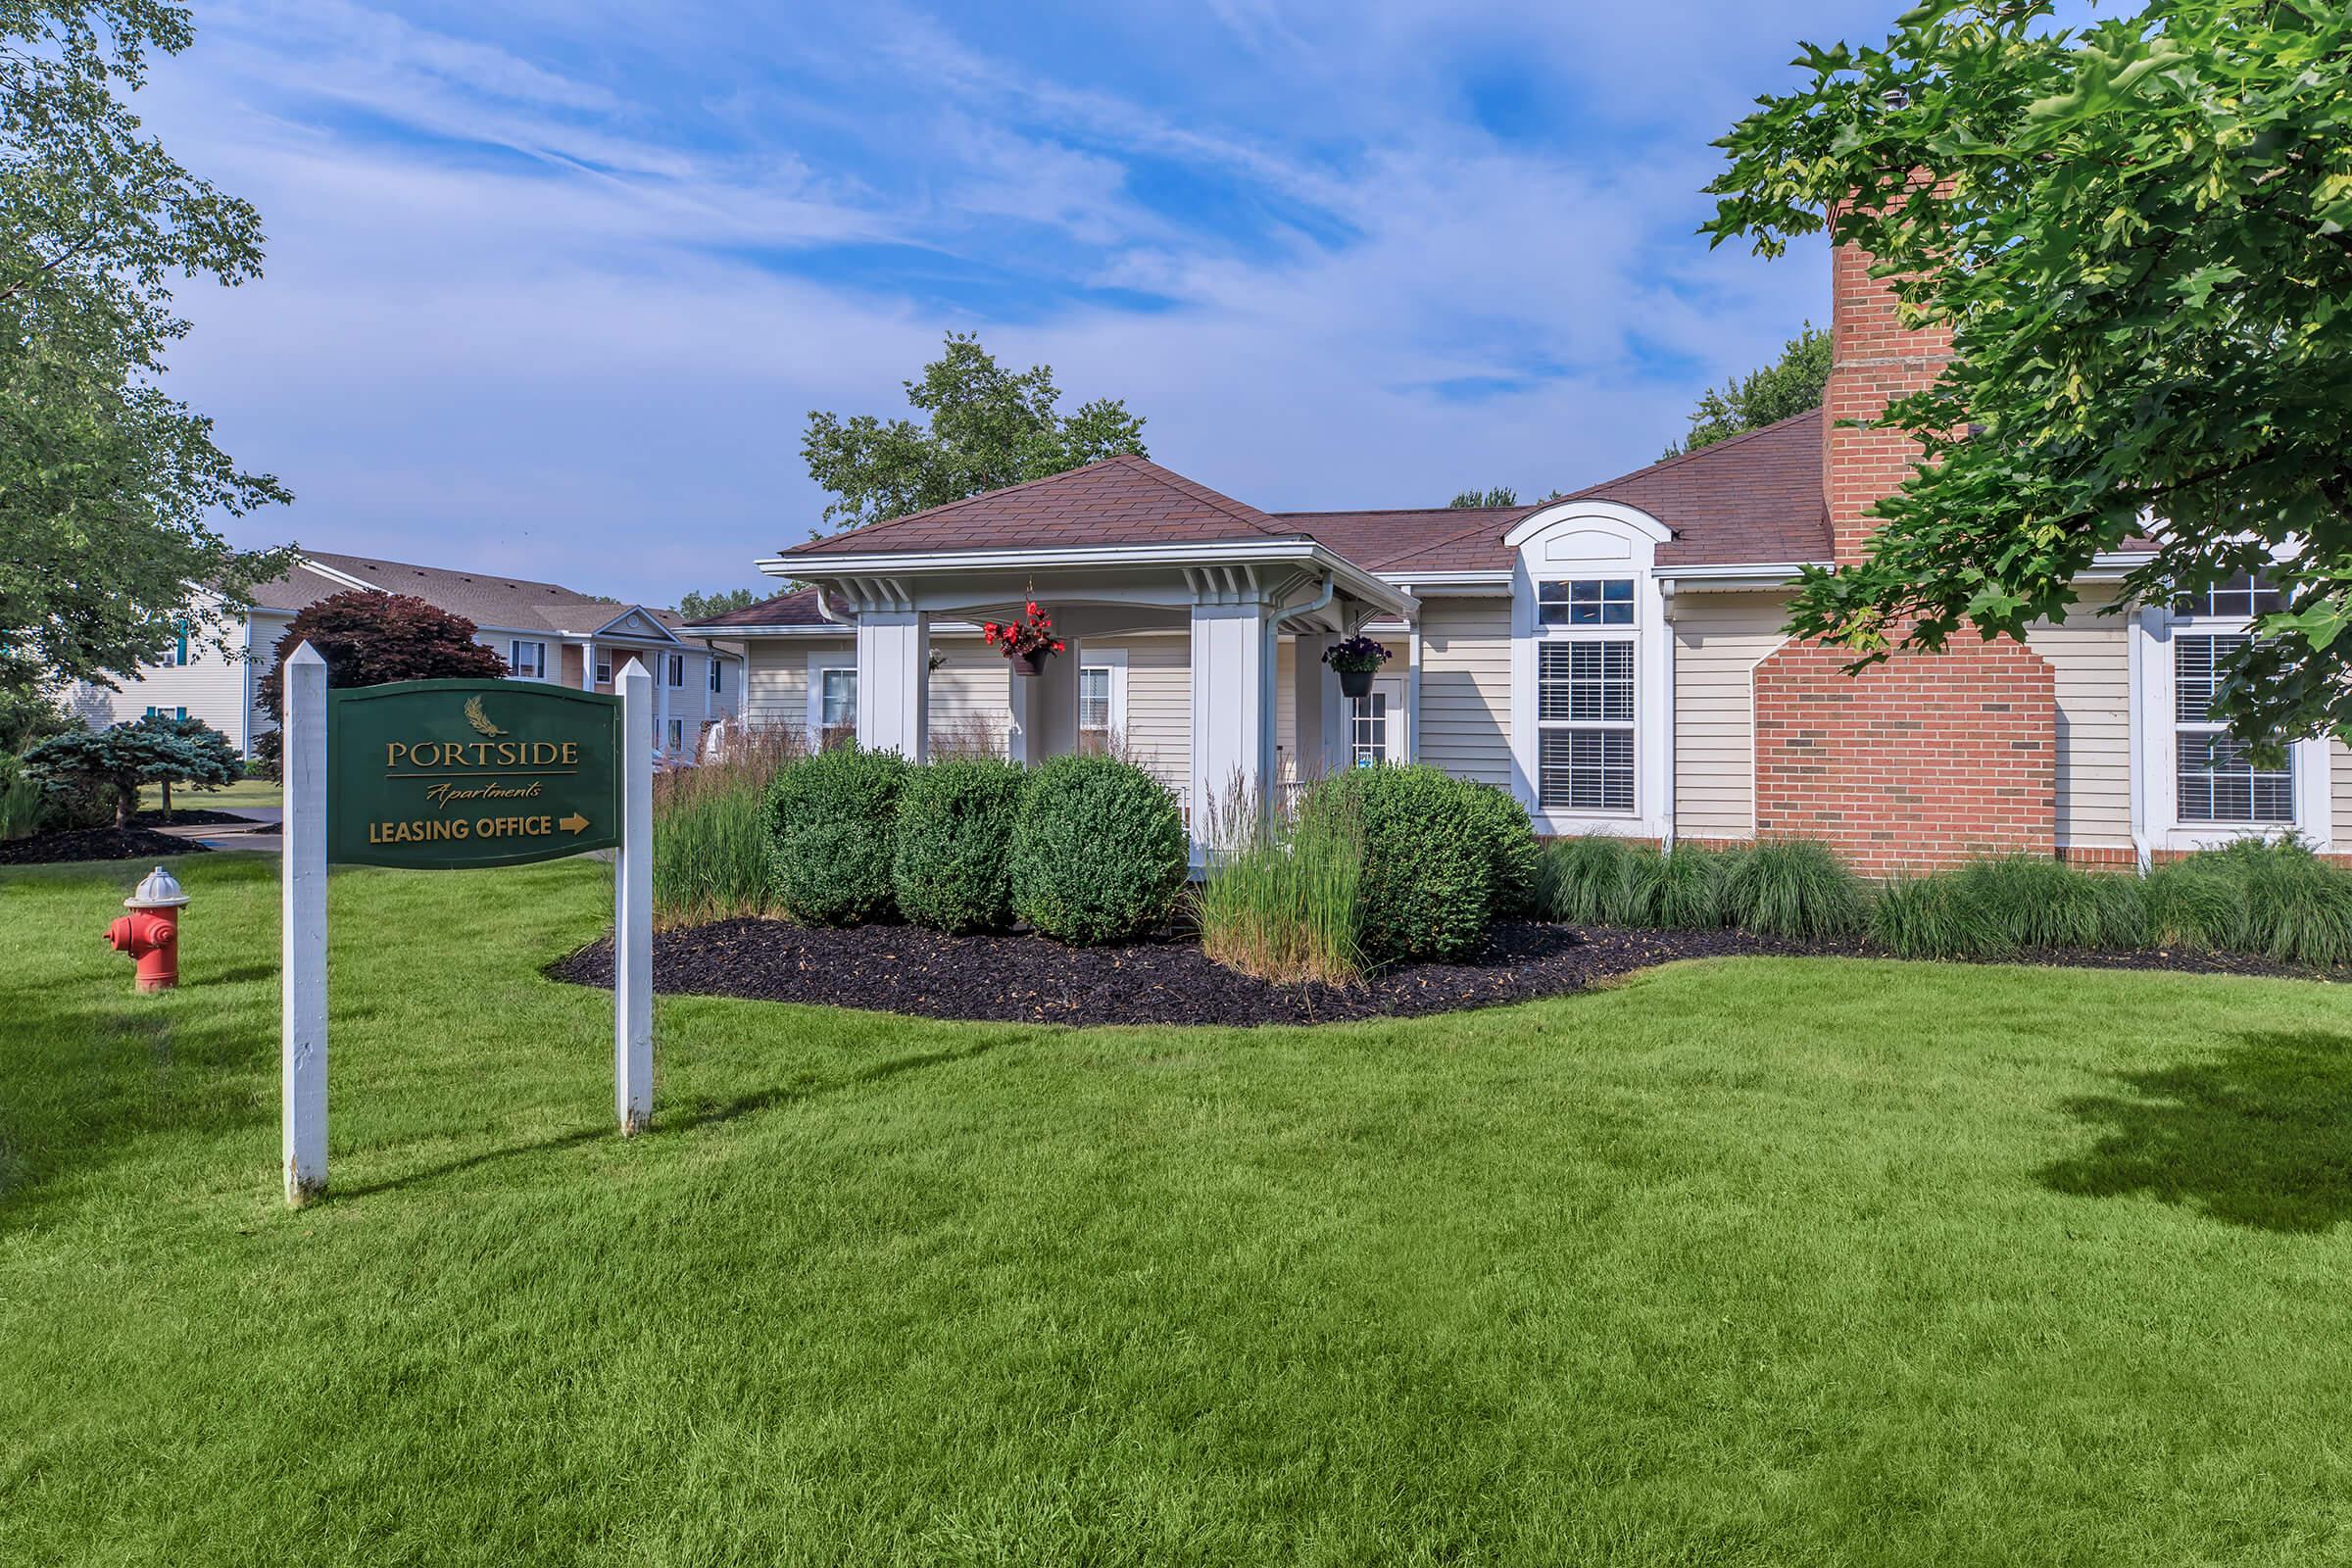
[326,679,622,868]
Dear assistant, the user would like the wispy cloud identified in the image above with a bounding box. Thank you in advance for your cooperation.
[139,0,1868,602]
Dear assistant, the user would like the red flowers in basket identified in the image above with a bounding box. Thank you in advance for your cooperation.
[982,601,1065,662]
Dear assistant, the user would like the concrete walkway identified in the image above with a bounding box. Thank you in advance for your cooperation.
[152,807,282,856]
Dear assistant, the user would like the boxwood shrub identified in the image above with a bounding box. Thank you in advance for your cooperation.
[893,758,1025,934]
[1461,782,1539,920]
[765,745,908,925]
[1008,755,1188,944]
[1302,764,1493,963]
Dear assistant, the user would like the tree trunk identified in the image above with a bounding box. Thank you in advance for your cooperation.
[114,773,134,830]
[160,779,173,820]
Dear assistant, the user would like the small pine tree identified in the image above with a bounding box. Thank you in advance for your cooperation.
[24,715,238,828]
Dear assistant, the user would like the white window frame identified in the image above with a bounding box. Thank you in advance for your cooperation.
[709,658,723,694]
[594,651,612,685]
[666,653,685,688]
[2132,581,2333,855]
[1075,648,1128,753]
[806,652,857,748]
[509,640,546,679]
[667,717,685,752]
[1506,503,1672,837]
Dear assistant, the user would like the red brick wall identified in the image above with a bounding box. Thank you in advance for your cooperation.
[1753,638,2056,874]
[1750,227,2057,873]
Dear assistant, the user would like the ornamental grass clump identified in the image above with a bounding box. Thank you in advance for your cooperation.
[652,727,806,925]
[1008,755,1188,944]
[1194,785,1364,986]
[2139,859,2244,951]
[1537,835,1642,925]
[1867,871,2010,959]
[1949,855,2142,953]
[765,744,908,926]
[1623,842,1736,929]
[1719,839,1863,941]
[2195,838,2352,968]
[1300,764,1493,963]
[892,758,1024,934]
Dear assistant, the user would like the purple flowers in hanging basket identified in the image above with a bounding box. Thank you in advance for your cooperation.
[1320,634,1392,674]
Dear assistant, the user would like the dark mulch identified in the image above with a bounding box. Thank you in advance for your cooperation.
[130,808,259,828]
[0,825,214,867]
[548,916,2334,1028]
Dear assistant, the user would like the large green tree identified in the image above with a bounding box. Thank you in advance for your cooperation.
[1,2,291,698]
[1659,324,1830,460]
[1707,0,2352,747]
[676,587,762,620]
[802,333,1148,533]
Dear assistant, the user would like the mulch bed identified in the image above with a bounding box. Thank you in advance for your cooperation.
[0,825,214,867]
[548,917,2334,1028]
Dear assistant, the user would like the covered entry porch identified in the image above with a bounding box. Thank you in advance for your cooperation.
[761,540,1415,857]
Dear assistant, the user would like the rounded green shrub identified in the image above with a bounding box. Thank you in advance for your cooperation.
[1461,783,1538,920]
[1719,839,1863,940]
[1008,755,1188,944]
[765,746,908,925]
[893,758,1025,934]
[1302,765,1493,963]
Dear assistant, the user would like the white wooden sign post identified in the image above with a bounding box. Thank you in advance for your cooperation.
[614,658,654,1134]
[277,643,657,1205]
[281,643,330,1204]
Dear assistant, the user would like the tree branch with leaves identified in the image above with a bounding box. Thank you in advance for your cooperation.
[1705,0,2352,748]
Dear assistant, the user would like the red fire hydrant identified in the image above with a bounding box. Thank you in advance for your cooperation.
[107,865,190,993]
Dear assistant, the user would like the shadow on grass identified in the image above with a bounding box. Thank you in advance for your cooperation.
[337,1038,1006,1200]
[2040,1030,2352,1233]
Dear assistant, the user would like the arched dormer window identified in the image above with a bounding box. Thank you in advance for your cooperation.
[1505,502,1673,838]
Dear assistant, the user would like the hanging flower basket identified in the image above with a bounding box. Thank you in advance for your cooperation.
[985,602,1065,676]
[1322,634,1391,699]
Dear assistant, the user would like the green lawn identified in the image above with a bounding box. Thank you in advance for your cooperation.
[137,776,281,811]
[3,854,2349,1565]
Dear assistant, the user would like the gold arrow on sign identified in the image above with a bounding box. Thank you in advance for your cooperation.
[560,812,590,834]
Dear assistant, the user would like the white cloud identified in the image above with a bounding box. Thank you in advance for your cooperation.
[137,0,1845,603]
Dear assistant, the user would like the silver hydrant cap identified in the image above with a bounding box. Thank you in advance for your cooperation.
[126,865,191,909]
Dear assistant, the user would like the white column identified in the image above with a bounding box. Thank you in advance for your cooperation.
[280,641,328,1205]
[1291,631,1346,783]
[615,659,654,1134]
[1005,633,1081,764]
[579,641,597,691]
[1189,599,1278,859]
[855,610,930,760]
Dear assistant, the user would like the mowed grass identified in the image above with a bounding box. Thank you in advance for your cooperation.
[136,776,282,811]
[3,857,2351,1565]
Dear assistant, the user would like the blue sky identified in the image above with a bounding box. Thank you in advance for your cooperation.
[143,0,1897,606]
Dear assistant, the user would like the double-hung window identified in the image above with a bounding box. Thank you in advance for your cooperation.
[593,652,612,685]
[1536,578,1637,812]
[510,640,545,678]
[709,660,724,694]
[1077,666,1112,754]
[666,653,685,688]
[818,668,856,750]
[2172,573,2291,824]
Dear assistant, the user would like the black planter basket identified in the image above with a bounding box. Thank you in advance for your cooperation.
[1337,664,1377,699]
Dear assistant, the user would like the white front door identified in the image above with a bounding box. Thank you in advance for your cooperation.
[1348,677,1407,767]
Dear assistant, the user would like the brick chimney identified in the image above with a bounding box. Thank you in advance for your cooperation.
[1822,230,1954,564]
[1747,226,2057,875]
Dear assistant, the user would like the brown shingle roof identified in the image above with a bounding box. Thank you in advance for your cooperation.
[242,550,704,639]
[778,454,1297,559]
[1375,410,1832,574]
[1269,505,1540,571]
[686,587,832,629]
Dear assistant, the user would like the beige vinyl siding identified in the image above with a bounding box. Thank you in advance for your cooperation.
[2027,589,2134,851]
[2334,740,2351,846]
[742,638,852,730]
[66,599,263,752]
[1106,632,1190,792]
[1670,590,1787,842]
[1416,599,1513,789]
[926,635,1008,755]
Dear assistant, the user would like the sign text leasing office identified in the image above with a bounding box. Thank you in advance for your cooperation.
[280,650,655,1206]
[327,680,621,866]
